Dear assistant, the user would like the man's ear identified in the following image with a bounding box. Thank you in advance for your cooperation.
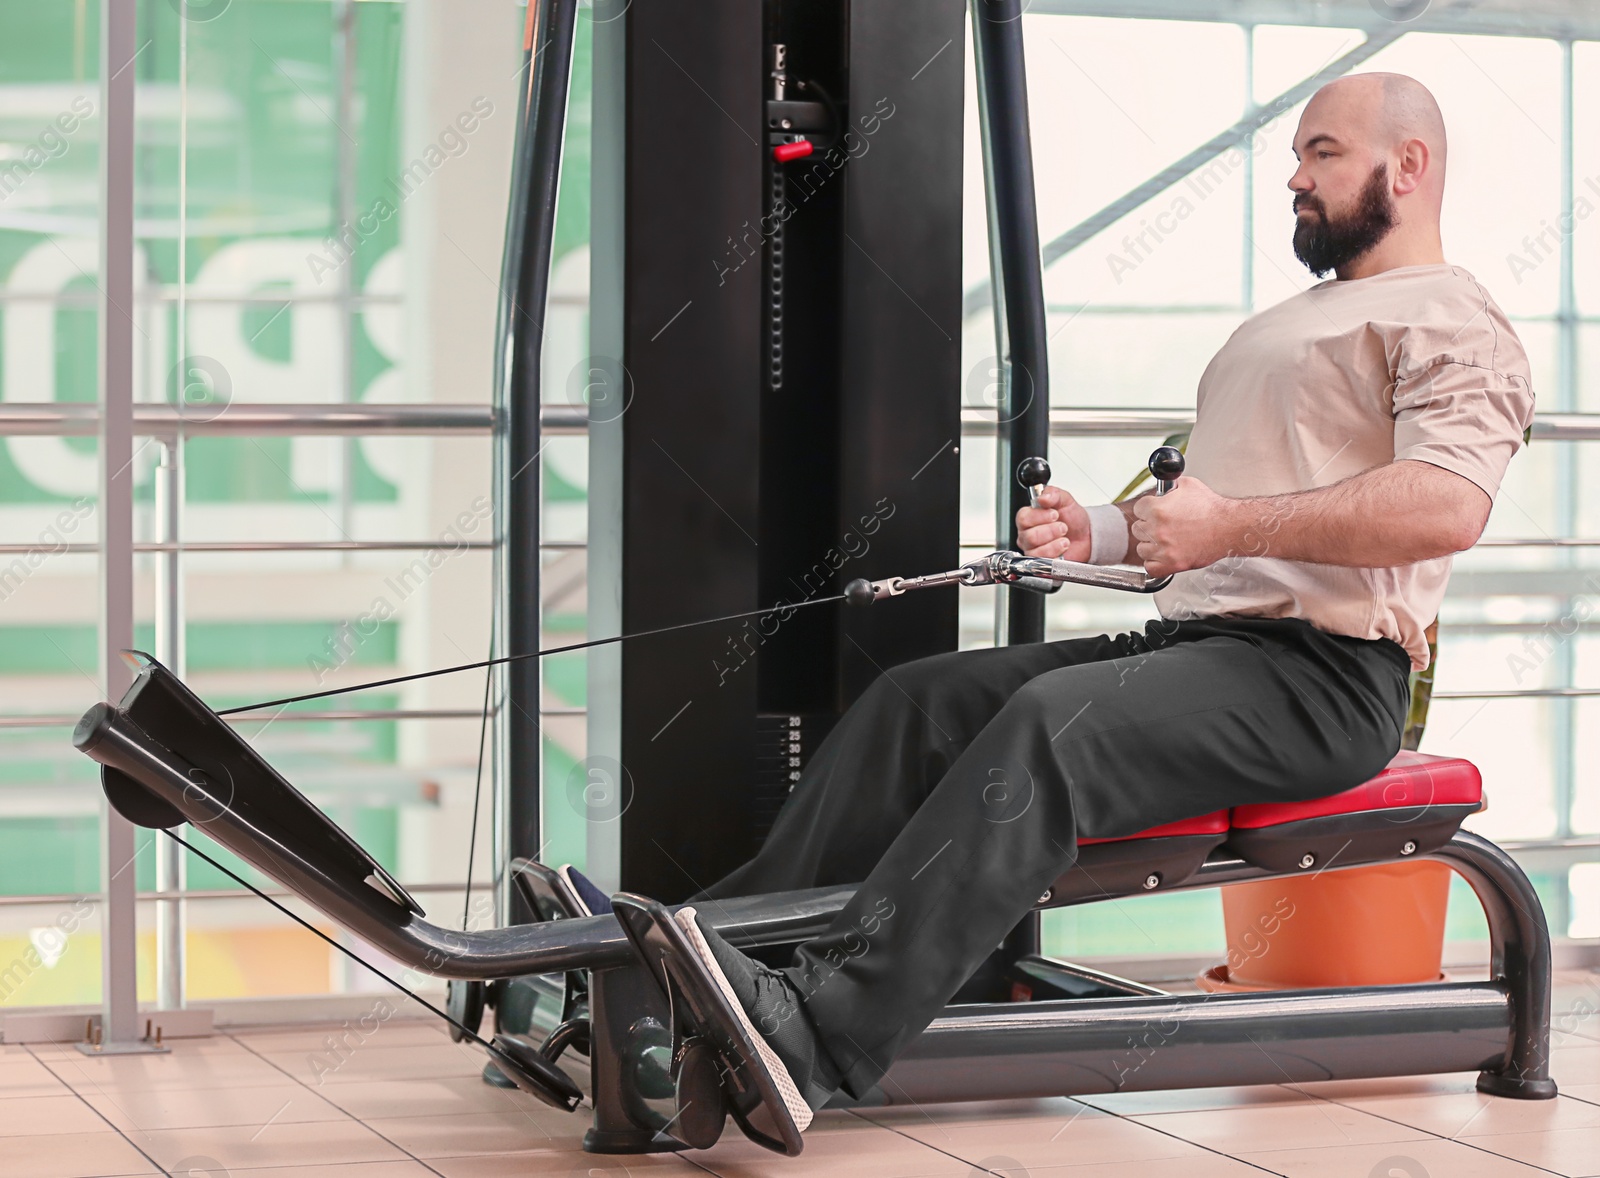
[1392,139,1429,197]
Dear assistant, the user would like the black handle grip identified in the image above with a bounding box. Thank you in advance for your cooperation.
[1016,455,1051,491]
[1148,446,1184,493]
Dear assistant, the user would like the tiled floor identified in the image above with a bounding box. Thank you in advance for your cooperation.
[1,968,1598,1177]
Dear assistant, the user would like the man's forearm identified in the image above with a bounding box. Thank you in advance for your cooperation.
[1213,460,1489,567]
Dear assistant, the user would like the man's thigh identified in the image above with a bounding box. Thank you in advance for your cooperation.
[993,631,1403,841]
[867,628,1129,750]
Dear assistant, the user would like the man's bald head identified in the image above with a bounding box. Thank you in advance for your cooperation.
[1312,73,1447,176]
[1288,72,1448,277]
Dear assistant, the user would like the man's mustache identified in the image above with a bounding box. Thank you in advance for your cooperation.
[1294,196,1325,215]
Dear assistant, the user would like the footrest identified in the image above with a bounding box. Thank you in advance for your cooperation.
[487,1033,584,1112]
[76,655,422,918]
[612,894,806,1156]
[512,859,586,922]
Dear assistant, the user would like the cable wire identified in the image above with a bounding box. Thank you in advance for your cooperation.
[217,594,846,716]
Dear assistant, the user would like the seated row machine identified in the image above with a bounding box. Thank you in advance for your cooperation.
[71,452,1556,1156]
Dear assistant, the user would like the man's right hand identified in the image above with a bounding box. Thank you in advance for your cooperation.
[1016,486,1092,563]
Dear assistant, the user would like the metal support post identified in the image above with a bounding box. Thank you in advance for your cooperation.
[154,440,186,1011]
[87,0,165,1056]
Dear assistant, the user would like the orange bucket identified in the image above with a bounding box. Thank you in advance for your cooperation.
[1198,859,1453,991]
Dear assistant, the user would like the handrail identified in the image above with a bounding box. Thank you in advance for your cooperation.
[5,403,1594,441]
[0,706,598,728]
[0,402,589,436]
[958,407,1600,441]
[0,880,485,908]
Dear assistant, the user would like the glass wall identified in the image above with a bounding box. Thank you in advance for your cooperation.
[0,0,597,1008]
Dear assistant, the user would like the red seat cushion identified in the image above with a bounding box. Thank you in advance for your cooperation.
[1229,751,1482,830]
[1081,810,1230,845]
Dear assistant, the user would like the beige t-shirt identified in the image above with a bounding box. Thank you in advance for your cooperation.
[1153,263,1535,670]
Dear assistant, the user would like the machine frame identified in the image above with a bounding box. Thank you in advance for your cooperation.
[74,649,1556,1156]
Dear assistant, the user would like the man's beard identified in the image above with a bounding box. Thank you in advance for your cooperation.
[1292,164,1397,278]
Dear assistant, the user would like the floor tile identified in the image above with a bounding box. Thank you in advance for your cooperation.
[362,1109,581,1157]
[33,1046,291,1093]
[1286,1073,1480,1102]
[862,1099,1214,1170]
[1130,1098,1429,1154]
[1552,998,1600,1049]
[228,1020,452,1053]
[1075,1083,1314,1116]
[857,1096,1084,1128]
[81,1081,351,1132]
[0,1093,113,1137]
[0,1055,73,1098]
[1314,1086,1600,1138]
[12,1013,1600,1177]
[213,1165,437,1178]
[134,1118,409,1172]
[687,1119,979,1177]
[252,1040,489,1086]
[314,1075,560,1121]
[1467,1124,1600,1176]
[0,1130,160,1177]
[428,1152,700,1177]
[1025,1156,1285,1177]
[1551,1045,1600,1087]
[1236,1135,1557,1176]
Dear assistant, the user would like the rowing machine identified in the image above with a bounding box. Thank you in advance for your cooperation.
[70,447,1555,1156]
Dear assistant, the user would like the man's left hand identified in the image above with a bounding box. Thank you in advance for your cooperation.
[1131,476,1237,577]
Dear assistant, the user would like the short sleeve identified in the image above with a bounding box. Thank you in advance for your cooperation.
[1391,337,1535,500]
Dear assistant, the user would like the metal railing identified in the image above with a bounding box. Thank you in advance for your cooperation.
[0,401,586,436]
[955,406,1600,441]
[0,399,588,1012]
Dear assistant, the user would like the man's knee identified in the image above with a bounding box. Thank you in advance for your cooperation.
[1007,661,1106,721]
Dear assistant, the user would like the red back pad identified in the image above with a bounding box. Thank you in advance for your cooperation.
[1081,810,1230,846]
[1229,750,1482,830]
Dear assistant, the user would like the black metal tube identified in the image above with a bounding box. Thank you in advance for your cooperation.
[882,982,1513,1102]
[974,0,1051,646]
[1435,831,1557,1096]
[76,698,852,979]
[496,0,580,922]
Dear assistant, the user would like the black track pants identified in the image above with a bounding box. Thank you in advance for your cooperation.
[699,616,1411,1101]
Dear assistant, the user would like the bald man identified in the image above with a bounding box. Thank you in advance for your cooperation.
[615,73,1535,1141]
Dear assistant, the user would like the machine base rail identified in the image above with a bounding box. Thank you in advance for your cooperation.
[878,980,1539,1104]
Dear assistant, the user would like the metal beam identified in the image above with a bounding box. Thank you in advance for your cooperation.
[974,0,1053,648]
[1027,0,1600,42]
[91,0,153,1057]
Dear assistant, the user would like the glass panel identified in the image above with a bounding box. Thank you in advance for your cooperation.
[2,0,580,1003]
[1571,639,1600,834]
[1364,33,1563,318]
[0,0,102,1008]
[538,15,593,875]
[1573,41,1600,318]
[1028,17,1246,310]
